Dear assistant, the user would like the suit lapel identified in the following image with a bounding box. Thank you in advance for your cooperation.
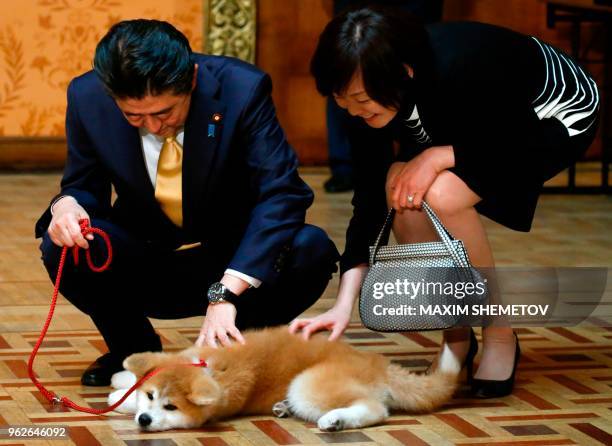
[109,111,156,200]
[181,65,226,237]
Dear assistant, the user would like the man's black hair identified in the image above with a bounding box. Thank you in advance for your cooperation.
[310,6,432,109]
[93,19,195,99]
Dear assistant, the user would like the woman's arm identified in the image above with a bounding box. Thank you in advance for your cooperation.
[289,264,368,340]
[290,117,392,340]
[332,264,369,315]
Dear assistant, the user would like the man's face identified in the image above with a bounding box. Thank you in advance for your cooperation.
[333,71,398,129]
[115,92,192,138]
[114,65,197,138]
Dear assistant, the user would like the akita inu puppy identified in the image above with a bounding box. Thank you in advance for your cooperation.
[108,326,460,431]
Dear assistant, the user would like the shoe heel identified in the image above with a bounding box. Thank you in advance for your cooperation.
[471,332,520,399]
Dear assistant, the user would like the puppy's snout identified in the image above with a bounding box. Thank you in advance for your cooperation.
[138,413,152,427]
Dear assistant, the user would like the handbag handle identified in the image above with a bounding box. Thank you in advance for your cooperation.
[370,201,469,268]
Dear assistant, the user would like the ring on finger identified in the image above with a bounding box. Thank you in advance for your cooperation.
[407,194,415,203]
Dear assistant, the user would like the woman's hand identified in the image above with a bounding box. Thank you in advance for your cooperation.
[289,265,367,341]
[389,146,455,210]
[289,304,351,341]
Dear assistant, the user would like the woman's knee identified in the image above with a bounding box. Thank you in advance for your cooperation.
[425,171,480,217]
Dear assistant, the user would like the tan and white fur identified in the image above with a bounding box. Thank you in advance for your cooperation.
[108,327,460,431]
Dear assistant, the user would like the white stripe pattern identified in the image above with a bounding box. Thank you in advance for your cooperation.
[403,105,432,144]
[531,36,599,136]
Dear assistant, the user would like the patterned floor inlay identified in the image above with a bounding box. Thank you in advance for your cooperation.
[0,170,610,445]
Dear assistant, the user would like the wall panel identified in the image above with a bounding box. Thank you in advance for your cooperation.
[0,0,605,167]
[0,0,203,137]
[256,0,332,164]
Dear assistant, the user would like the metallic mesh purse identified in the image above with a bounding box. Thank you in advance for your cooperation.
[359,202,487,332]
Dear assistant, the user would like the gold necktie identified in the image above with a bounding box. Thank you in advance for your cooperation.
[155,136,183,227]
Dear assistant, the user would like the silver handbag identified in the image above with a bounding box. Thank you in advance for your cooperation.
[359,201,488,332]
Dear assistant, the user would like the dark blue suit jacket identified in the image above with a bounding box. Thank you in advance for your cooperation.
[35,54,314,285]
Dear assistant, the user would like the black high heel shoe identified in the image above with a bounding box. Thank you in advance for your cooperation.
[471,332,520,399]
[427,327,478,383]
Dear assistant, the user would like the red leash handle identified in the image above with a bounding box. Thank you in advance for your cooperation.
[28,220,206,415]
[71,219,113,272]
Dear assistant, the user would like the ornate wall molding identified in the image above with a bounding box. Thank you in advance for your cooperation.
[204,0,257,63]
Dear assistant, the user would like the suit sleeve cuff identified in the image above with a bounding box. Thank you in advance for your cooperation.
[224,269,262,288]
[50,195,77,216]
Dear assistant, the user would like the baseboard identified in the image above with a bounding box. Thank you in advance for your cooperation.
[0,137,66,170]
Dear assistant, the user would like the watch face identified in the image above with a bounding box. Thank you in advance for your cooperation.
[207,282,227,304]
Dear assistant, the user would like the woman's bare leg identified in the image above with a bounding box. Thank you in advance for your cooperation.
[386,164,517,381]
[424,171,516,381]
[385,165,474,369]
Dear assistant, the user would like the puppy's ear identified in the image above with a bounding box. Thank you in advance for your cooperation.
[122,352,174,378]
[187,372,222,406]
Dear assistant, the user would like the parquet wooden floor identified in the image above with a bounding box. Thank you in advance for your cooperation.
[0,169,611,445]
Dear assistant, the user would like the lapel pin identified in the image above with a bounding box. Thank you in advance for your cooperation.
[208,113,222,137]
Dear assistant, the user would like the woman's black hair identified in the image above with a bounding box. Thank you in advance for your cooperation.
[310,5,432,109]
[93,19,195,99]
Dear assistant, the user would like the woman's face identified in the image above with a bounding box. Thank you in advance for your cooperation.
[333,71,397,128]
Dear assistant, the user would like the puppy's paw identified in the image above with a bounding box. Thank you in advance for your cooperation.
[111,370,137,389]
[107,388,138,414]
[317,411,345,432]
[272,400,291,418]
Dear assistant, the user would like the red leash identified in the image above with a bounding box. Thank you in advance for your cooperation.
[28,219,206,414]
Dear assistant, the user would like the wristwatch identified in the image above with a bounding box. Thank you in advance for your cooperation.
[207,282,238,305]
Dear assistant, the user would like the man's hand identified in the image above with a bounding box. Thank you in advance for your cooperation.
[48,196,93,248]
[196,302,245,348]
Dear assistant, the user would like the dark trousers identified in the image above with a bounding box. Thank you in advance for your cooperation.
[40,220,339,360]
[327,98,353,178]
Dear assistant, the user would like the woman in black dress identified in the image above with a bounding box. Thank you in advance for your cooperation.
[290,6,599,398]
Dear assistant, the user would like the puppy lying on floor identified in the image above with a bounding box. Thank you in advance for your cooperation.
[108,326,460,431]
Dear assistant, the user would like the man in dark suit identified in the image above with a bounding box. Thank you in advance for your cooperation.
[35,19,339,386]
